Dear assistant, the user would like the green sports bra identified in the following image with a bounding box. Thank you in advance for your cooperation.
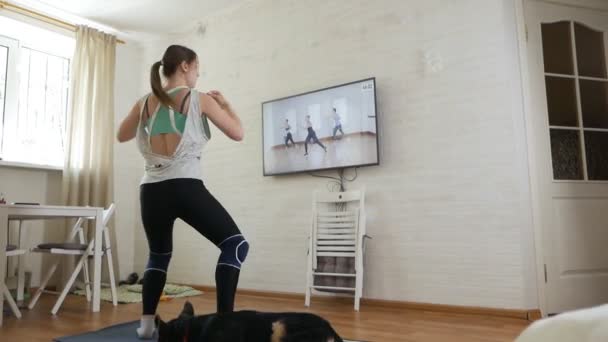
[145,87,189,136]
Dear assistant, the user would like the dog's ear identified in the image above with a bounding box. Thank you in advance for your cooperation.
[180,301,195,318]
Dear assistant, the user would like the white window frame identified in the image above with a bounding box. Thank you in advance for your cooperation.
[0,32,71,171]
[0,35,20,165]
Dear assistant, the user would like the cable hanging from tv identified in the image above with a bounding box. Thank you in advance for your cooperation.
[309,167,358,192]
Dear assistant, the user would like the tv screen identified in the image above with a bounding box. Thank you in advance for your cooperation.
[262,78,378,176]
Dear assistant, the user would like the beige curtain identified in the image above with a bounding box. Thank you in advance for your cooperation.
[62,26,116,208]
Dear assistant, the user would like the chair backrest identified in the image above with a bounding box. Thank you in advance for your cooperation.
[66,203,115,245]
[66,218,85,242]
[102,203,116,227]
[100,203,116,251]
[311,189,365,268]
[314,209,359,258]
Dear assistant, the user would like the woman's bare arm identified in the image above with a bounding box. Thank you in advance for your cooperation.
[200,90,244,141]
[117,101,141,142]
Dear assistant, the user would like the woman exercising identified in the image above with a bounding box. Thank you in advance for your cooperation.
[332,108,344,139]
[284,118,295,147]
[117,45,248,339]
[303,115,327,156]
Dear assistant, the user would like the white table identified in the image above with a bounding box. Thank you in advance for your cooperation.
[0,204,104,327]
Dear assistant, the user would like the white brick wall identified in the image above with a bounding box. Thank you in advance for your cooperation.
[121,0,539,309]
[113,43,145,280]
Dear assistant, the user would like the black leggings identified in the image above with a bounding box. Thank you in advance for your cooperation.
[284,132,295,147]
[140,178,246,314]
[305,127,326,153]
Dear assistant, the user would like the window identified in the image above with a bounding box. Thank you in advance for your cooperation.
[0,16,74,168]
[541,21,608,181]
[0,36,17,159]
[0,45,7,148]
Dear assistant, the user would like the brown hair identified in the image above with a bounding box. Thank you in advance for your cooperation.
[150,45,197,108]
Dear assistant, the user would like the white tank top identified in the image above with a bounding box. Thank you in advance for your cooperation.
[136,87,210,184]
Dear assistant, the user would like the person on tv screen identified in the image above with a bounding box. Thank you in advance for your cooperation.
[284,118,295,147]
[331,107,344,139]
[303,115,327,156]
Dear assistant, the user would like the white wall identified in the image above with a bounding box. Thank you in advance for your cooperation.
[126,0,538,310]
[113,42,145,281]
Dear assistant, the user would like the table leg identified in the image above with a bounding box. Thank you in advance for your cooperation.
[92,209,103,312]
[17,220,25,302]
[0,207,8,326]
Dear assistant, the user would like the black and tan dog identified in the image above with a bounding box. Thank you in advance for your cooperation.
[156,301,343,342]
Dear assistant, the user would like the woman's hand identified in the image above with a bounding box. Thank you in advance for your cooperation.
[207,90,230,110]
[200,90,244,141]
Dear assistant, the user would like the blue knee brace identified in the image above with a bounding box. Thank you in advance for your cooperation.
[145,251,172,274]
[218,234,249,269]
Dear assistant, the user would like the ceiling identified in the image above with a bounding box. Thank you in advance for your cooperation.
[8,0,245,40]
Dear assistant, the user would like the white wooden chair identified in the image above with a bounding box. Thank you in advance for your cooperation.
[2,281,21,319]
[3,243,27,319]
[305,189,369,311]
[28,203,117,315]
[3,219,29,319]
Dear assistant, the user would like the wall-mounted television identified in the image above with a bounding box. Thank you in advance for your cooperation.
[262,78,379,176]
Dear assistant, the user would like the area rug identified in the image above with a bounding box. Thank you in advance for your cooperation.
[54,320,365,342]
[72,283,203,304]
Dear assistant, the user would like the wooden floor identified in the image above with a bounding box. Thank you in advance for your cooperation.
[264,133,378,175]
[1,291,529,341]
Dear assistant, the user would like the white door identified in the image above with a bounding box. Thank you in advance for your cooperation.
[525,1,608,314]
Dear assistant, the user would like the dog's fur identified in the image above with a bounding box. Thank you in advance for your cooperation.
[156,302,343,342]
[516,304,608,342]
